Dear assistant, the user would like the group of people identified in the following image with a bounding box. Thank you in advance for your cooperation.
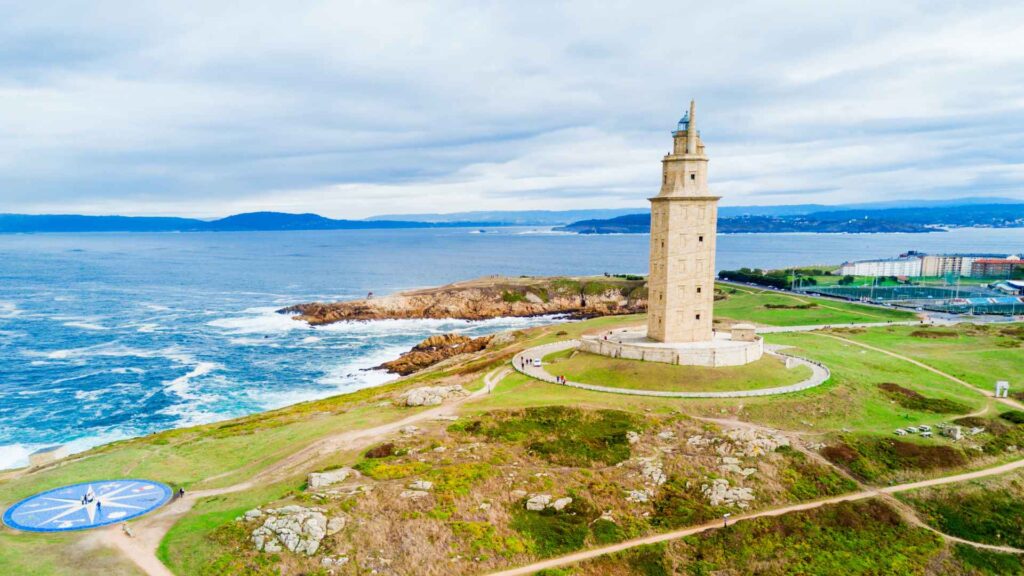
[80,487,98,508]
[517,357,568,384]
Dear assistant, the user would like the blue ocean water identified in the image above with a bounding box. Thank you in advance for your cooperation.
[1,226,1021,469]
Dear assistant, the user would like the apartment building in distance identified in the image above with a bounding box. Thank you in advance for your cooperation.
[838,256,922,277]
[840,252,1020,278]
[920,253,1015,277]
[970,256,1023,277]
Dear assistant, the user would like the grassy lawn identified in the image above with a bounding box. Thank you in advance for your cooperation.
[825,323,1024,394]
[474,325,991,437]
[158,479,302,575]
[0,531,144,576]
[541,349,811,392]
[735,331,988,433]
[0,398,412,509]
[714,284,916,326]
[465,371,686,416]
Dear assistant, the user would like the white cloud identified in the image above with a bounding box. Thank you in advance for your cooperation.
[0,1,1023,217]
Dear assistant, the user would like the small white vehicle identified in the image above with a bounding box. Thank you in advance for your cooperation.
[921,431,933,438]
[905,426,919,433]
[894,429,907,436]
[532,358,542,368]
[918,425,932,432]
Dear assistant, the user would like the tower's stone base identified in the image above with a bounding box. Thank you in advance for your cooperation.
[579,328,763,367]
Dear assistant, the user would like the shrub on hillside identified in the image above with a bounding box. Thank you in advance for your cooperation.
[876,383,970,413]
[999,410,1024,425]
[449,406,643,467]
[510,496,596,557]
[909,329,959,339]
[822,437,966,482]
[365,442,396,458]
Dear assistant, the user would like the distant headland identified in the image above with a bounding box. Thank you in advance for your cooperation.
[555,201,1024,235]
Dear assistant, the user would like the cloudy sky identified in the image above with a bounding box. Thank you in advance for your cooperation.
[2,1,1023,218]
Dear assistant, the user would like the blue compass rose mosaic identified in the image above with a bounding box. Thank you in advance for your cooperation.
[2,479,172,532]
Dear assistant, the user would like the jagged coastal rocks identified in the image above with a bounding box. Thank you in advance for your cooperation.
[278,275,647,325]
[377,333,493,375]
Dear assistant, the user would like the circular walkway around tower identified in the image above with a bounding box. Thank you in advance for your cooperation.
[513,340,830,398]
[2,479,172,532]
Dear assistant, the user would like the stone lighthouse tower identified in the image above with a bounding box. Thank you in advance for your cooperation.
[647,100,720,343]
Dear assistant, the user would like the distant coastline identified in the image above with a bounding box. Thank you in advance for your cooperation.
[3,199,1022,234]
[554,202,1024,235]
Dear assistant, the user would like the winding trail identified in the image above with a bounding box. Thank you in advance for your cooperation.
[87,317,1024,575]
[97,368,511,576]
[486,457,1024,576]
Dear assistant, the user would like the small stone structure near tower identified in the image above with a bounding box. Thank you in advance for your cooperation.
[580,101,763,367]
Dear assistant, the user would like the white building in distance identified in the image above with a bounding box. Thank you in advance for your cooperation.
[839,257,922,277]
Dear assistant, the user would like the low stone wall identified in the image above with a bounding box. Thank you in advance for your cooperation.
[513,340,830,399]
[578,334,763,367]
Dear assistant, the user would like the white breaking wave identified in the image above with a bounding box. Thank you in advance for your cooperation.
[207,307,308,334]
[0,301,20,318]
[63,321,109,331]
[157,403,226,429]
[245,342,407,412]
[314,314,567,337]
[0,444,34,470]
[0,428,136,471]
[164,361,220,400]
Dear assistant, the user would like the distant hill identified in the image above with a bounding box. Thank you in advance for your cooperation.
[554,202,1024,234]
[4,198,1022,234]
[365,208,648,225]
[0,212,490,233]
[369,197,1022,224]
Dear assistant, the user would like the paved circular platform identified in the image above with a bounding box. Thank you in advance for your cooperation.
[514,340,830,398]
[2,479,172,532]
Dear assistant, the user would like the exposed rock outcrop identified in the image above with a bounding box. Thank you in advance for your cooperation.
[378,333,492,375]
[397,385,468,407]
[524,493,573,512]
[279,276,647,326]
[701,478,755,508]
[250,506,342,555]
[525,494,551,511]
[307,467,359,490]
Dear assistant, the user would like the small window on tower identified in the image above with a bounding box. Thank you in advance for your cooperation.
[696,286,701,293]
[698,236,704,242]
[695,314,701,320]
[690,173,696,180]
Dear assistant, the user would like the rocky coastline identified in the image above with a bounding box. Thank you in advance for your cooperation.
[376,333,493,375]
[279,275,647,326]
